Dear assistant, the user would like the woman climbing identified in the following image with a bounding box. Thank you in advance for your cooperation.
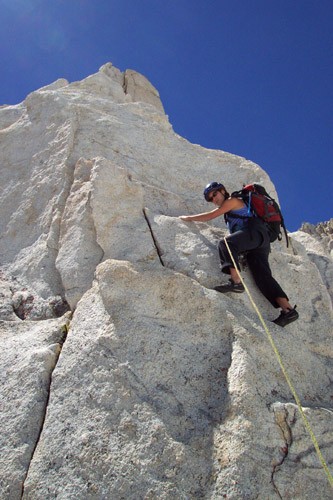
[179,182,299,327]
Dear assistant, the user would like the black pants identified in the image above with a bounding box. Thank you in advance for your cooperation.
[218,226,288,308]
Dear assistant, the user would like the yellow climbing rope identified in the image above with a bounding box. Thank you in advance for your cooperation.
[223,237,333,488]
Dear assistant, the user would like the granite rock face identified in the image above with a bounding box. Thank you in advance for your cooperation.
[0,63,332,499]
[291,219,333,304]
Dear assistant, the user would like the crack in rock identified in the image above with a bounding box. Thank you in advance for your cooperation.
[271,403,296,498]
[142,208,165,266]
[20,317,71,499]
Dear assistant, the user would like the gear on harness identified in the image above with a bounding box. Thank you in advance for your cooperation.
[238,251,248,270]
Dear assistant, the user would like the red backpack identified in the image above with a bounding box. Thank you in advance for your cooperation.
[230,183,289,246]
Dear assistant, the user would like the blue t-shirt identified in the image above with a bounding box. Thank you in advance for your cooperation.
[226,206,252,233]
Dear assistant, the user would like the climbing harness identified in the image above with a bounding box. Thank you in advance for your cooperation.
[223,237,333,488]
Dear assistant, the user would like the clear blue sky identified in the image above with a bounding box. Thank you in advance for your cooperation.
[1,0,332,231]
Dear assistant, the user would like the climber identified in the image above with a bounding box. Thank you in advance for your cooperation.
[179,182,299,327]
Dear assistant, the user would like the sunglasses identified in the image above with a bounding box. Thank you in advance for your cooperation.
[208,191,219,202]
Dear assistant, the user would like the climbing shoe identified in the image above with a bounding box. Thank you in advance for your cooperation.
[214,279,245,294]
[273,306,299,327]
